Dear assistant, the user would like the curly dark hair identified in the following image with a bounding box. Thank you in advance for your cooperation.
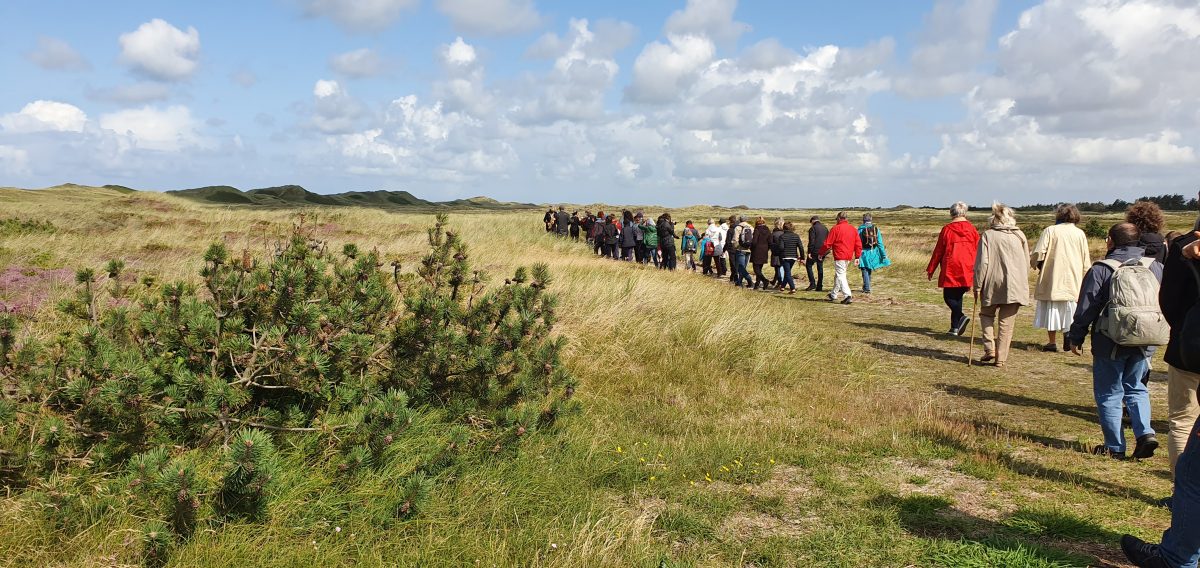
[1126,201,1165,234]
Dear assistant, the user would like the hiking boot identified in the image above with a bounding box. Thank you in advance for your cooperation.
[804,284,816,291]
[1092,445,1127,460]
[1132,434,1159,459]
[979,354,995,363]
[1041,343,1059,352]
[841,296,853,305]
[827,292,837,302]
[954,317,971,336]
[1120,535,1168,567]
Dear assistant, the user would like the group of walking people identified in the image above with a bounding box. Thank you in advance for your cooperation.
[923,199,1200,568]
[544,207,891,303]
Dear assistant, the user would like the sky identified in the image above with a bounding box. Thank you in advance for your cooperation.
[1,0,1198,207]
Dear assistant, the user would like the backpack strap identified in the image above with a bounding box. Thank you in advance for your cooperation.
[1095,259,1122,272]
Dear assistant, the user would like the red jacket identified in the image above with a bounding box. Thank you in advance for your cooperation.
[819,220,862,261]
[926,220,979,288]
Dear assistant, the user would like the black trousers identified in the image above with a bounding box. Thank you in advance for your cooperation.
[661,246,676,270]
[716,256,727,276]
[703,255,713,274]
[806,256,824,288]
[753,263,768,288]
[943,287,969,329]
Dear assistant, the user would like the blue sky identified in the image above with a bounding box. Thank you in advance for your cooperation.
[1,0,1197,207]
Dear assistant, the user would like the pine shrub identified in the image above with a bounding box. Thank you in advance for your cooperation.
[0,214,577,565]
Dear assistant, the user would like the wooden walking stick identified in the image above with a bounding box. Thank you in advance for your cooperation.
[967,292,979,366]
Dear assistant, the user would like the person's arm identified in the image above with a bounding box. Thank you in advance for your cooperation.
[973,234,989,297]
[853,228,863,261]
[818,230,832,257]
[1068,266,1106,354]
[927,229,947,280]
[1030,230,1048,270]
[1184,233,1200,260]
[1160,240,1193,329]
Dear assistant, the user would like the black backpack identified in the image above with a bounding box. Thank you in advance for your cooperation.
[861,225,879,249]
[738,226,754,249]
[1182,259,1200,369]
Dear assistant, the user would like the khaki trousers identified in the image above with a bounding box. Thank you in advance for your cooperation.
[1168,365,1200,476]
[980,303,1020,364]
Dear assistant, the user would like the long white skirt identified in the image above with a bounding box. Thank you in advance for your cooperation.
[1034,300,1076,331]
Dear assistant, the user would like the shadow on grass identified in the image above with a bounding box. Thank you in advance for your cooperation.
[935,384,1097,423]
[873,493,1122,568]
[918,426,1164,506]
[867,341,968,364]
[853,321,949,339]
[967,418,1092,455]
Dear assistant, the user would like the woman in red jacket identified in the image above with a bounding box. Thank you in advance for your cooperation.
[927,201,980,335]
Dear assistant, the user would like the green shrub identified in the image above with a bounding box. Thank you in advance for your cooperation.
[1082,218,1107,239]
[0,214,577,564]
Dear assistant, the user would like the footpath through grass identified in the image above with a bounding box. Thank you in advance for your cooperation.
[0,190,1193,567]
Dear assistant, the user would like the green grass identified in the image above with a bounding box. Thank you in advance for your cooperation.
[0,188,1193,566]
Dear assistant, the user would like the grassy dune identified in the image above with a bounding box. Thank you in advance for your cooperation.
[1,186,1197,567]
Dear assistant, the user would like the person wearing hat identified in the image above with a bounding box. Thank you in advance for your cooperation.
[805,215,829,291]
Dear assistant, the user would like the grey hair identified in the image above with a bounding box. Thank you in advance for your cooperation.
[990,202,1016,227]
[862,213,873,223]
[950,201,968,218]
[737,215,746,223]
[836,211,848,221]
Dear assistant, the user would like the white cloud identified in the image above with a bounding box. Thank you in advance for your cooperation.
[0,101,88,133]
[118,19,201,81]
[436,0,542,36]
[625,34,716,104]
[0,145,31,176]
[302,0,419,33]
[98,105,201,151]
[895,0,997,97]
[664,0,750,45]
[311,79,365,134]
[434,38,493,116]
[26,37,90,71]
[512,19,629,124]
[87,82,173,104]
[330,48,391,78]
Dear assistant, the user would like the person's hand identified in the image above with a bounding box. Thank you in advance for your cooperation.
[1184,232,1200,260]
[927,272,934,281]
[1070,343,1083,356]
[855,259,861,267]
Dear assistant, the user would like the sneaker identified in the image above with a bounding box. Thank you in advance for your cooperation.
[827,292,837,302]
[803,285,815,291]
[1120,534,1168,567]
[841,296,853,305]
[954,317,971,336]
[979,354,995,364]
[1132,434,1159,459]
[1092,445,1127,460]
[1041,343,1059,352]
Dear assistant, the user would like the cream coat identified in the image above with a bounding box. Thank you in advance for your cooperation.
[974,225,1031,307]
[1030,223,1091,302]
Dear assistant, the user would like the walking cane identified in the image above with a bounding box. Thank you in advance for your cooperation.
[966,292,979,366]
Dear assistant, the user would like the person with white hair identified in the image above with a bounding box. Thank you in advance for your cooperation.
[927,201,980,335]
[1030,203,1091,352]
[973,203,1030,368]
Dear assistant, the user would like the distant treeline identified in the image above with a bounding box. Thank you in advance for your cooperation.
[1007,194,1196,213]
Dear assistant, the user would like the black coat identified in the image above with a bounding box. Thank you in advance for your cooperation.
[555,211,571,234]
[1161,232,1200,372]
[657,219,677,248]
[807,222,829,256]
[603,223,619,245]
[750,224,771,264]
[777,230,802,259]
[1140,233,1167,263]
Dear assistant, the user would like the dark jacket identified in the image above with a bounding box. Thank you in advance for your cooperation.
[1140,232,1167,263]
[1067,245,1163,358]
[1161,232,1200,371]
[777,230,802,259]
[657,219,677,249]
[602,222,618,246]
[750,224,771,264]
[555,210,571,234]
[619,220,640,247]
[807,222,828,257]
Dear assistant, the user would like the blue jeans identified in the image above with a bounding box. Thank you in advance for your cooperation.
[734,251,751,286]
[860,267,873,292]
[1093,351,1153,453]
[781,259,796,291]
[1162,415,1200,567]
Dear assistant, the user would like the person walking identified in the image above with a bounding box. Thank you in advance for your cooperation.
[927,201,980,336]
[750,216,772,290]
[819,212,862,304]
[681,221,700,272]
[569,211,581,241]
[657,213,677,271]
[777,221,803,293]
[1159,214,1200,479]
[1030,203,1091,352]
[642,215,659,267]
[769,218,785,289]
[973,203,1030,368]
[602,215,619,259]
[723,215,740,284]
[544,208,554,232]
[857,213,891,294]
[555,206,571,238]
[1128,201,1168,263]
[731,216,754,287]
[590,214,606,255]
[619,211,638,261]
[806,216,829,291]
[703,219,720,275]
[582,212,595,245]
[714,218,729,278]
[1067,222,1164,460]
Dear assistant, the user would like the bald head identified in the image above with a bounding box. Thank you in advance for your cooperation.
[1108,222,1141,247]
